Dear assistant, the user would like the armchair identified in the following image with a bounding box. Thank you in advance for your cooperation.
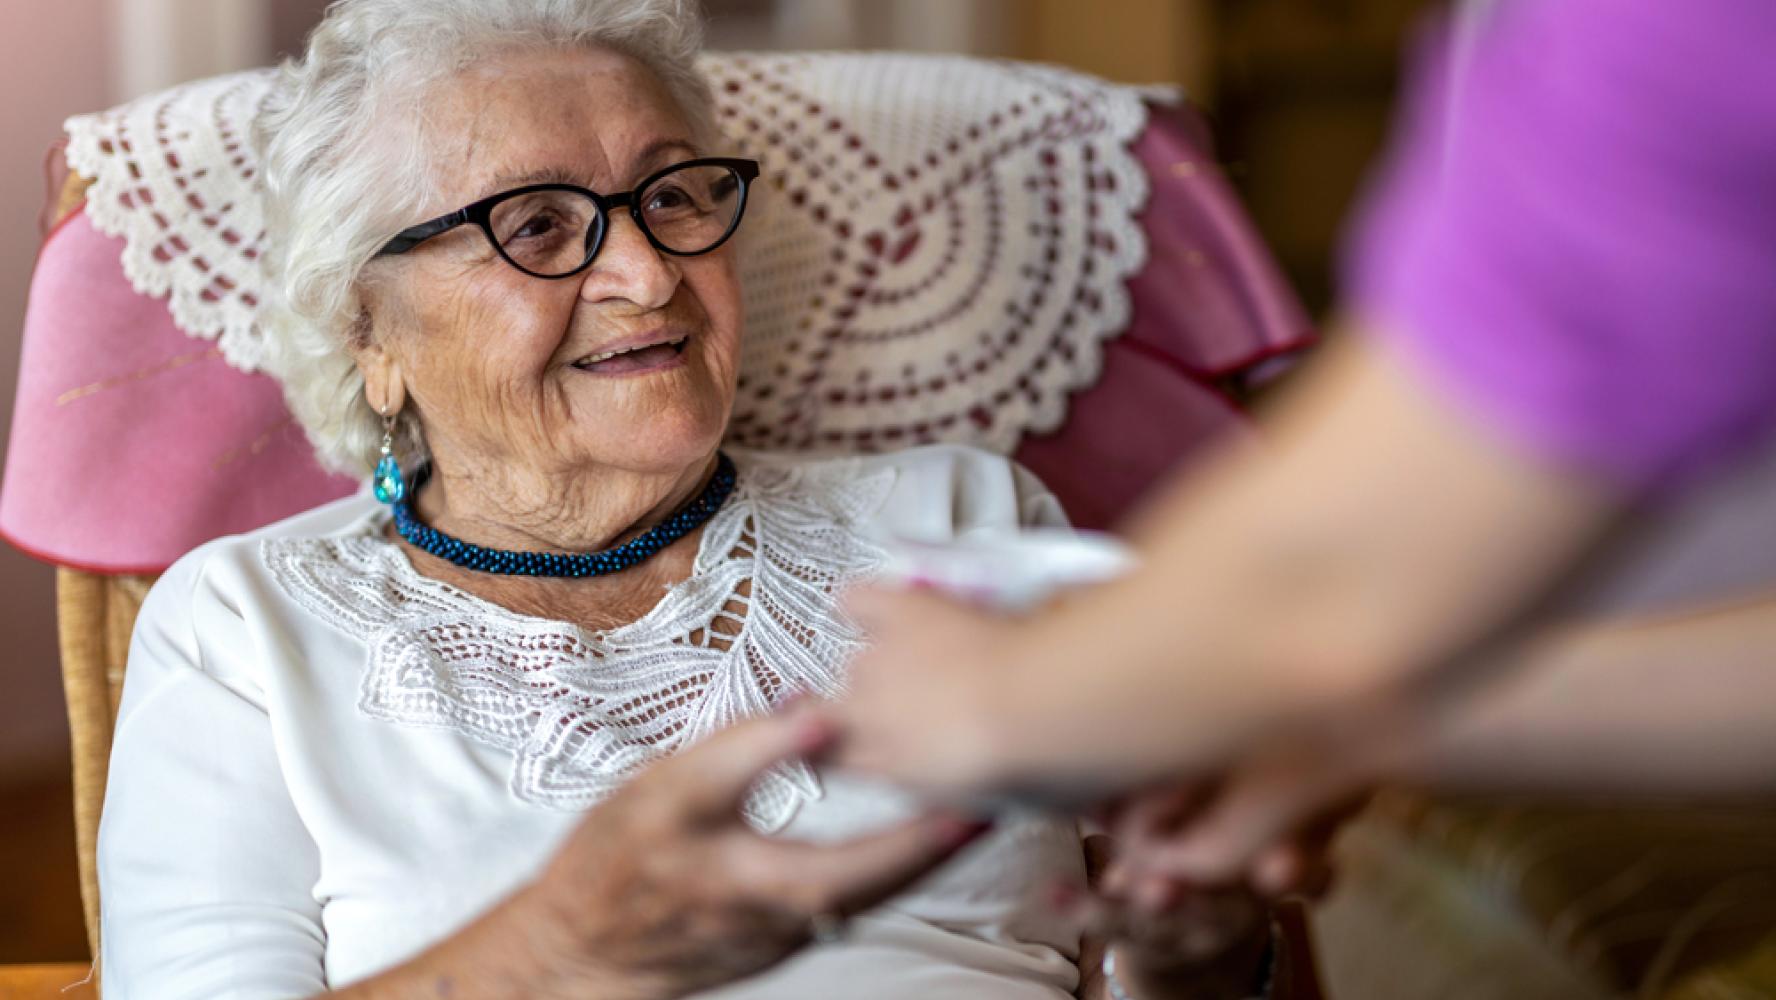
[1,51,1309,995]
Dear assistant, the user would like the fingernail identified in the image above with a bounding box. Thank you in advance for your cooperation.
[782,690,832,720]
[1101,862,1129,895]
[1253,852,1297,897]
[1134,877,1172,915]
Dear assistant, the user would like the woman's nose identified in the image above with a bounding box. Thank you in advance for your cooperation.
[578,209,680,310]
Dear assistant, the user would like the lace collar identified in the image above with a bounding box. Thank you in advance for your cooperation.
[263,454,894,831]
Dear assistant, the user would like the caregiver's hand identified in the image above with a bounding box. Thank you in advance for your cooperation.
[1099,723,1397,899]
[1070,833,1280,1000]
[833,584,1034,801]
[333,705,987,1000]
[1099,781,1347,905]
[836,583,1249,807]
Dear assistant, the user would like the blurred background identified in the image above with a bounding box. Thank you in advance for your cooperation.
[0,0,1428,966]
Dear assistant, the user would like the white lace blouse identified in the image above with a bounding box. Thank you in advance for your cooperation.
[98,445,1087,999]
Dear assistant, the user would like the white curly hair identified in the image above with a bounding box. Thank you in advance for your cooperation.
[254,0,716,475]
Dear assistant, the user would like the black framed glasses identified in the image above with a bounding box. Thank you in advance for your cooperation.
[376,157,760,279]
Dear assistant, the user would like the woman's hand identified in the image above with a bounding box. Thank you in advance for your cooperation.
[332,704,986,1000]
[523,704,990,1000]
[1071,776,1355,1000]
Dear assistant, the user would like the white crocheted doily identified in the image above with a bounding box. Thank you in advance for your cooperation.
[64,52,1154,456]
[64,71,277,371]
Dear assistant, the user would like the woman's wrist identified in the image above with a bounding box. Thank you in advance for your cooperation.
[316,880,645,1000]
[507,876,672,1000]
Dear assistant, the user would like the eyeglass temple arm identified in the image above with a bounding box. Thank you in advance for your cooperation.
[379,208,471,256]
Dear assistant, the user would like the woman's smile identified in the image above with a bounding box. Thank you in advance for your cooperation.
[568,329,691,376]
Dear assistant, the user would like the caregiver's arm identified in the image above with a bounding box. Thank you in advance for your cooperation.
[838,0,1776,802]
[1079,331,1618,767]
[839,332,1620,799]
[1104,593,1776,886]
[1419,593,1776,796]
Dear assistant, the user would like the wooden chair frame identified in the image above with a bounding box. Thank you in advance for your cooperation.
[57,569,155,961]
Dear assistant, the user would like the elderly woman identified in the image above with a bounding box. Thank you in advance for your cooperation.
[97,1,1288,998]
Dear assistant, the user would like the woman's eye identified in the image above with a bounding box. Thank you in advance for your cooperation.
[646,186,693,213]
[512,213,559,240]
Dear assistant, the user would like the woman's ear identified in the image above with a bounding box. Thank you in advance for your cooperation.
[358,341,407,416]
[352,270,424,416]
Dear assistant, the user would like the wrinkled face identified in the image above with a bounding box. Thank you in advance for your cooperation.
[361,46,742,488]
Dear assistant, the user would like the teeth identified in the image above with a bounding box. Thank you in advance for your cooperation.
[576,337,686,366]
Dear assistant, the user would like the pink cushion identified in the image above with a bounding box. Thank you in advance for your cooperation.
[0,210,357,574]
[1018,106,1311,528]
[1,105,1308,571]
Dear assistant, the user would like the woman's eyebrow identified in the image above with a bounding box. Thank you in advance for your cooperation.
[478,139,701,199]
[631,138,702,174]
[478,165,581,198]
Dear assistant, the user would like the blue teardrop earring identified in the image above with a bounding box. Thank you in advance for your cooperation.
[372,410,406,505]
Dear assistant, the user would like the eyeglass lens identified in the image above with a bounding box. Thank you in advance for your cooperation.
[487,163,745,277]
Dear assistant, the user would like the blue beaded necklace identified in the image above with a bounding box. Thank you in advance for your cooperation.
[390,453,738,577]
